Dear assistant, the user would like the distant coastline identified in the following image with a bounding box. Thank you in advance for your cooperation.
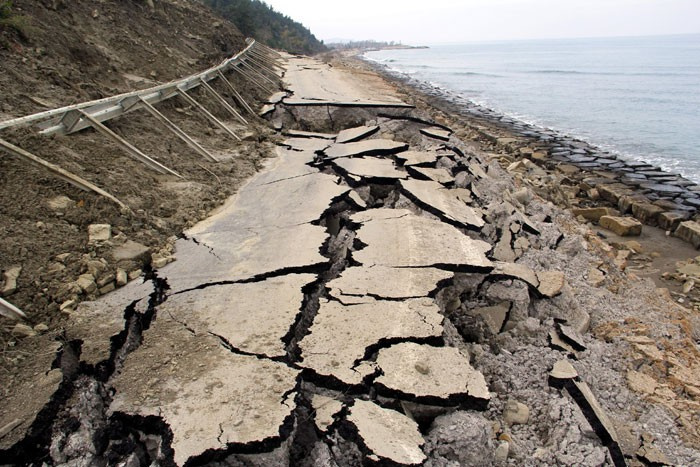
[326,40,428,52]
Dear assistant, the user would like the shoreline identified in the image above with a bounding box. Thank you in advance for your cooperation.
[359,54,700,248]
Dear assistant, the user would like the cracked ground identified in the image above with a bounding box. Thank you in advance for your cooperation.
[2,54,700,467]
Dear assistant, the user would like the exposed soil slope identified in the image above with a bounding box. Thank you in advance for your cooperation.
[0,0,245,119]
[0,1,276,334]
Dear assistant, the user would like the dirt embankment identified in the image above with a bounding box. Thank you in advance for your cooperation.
[0,2,277,338]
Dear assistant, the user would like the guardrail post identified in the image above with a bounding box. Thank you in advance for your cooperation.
[232,65,274,94]
[120,96,218,162]
[175,88,241,141]
[0,137,129,210]
[245,55,280,79]
[240,59,278,86]
[249,48,285,71]
[76,110,182,177]
[216,71,256,116]
[200,79,248,125]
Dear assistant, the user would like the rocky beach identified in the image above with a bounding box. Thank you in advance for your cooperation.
[2,5,700,464]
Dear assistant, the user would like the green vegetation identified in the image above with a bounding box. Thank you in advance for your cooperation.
[205,0,326,55]
[0,0,32,40]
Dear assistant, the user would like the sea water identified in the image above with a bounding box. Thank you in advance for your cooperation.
[365,34,700,182]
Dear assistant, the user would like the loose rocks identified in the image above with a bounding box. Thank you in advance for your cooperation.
[347,399,426,465]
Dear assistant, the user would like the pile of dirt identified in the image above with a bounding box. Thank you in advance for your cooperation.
[0,2,279,342]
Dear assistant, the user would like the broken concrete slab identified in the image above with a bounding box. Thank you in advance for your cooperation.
[558,324,587,351]
[399,180,485,229]
[472,303,509,335]
[409,166,454,184]
[282,137,332,153]
[549,359,579,382]
[323,139,408,159]
[249,146,318,186]
[548,360,625,466]
[348,190,367,208]
[282,129,336,139]
[110,315,298,466]
[549,330,580,357]
[347,399,426,465]
[420,127,451,141]
[536,270,566,297]
[266,91,287,104]
[599,215,642,236]
[299,297,443,385]
[332,157,407,180]
[162,149,344,292]
[160,274,315,358]
[66,279,152,367]
[231,172,348,228]
[351,209,492,269]
[571,380,625,466]
[311,394,344,433]
[335,125,379,144]
[395,150,439,166]
[491,262,539,289]
[327,266,452,300]
[163,224,328,292]
[259,104,275,116]
[374,342,490,407]
[492,229,516,263]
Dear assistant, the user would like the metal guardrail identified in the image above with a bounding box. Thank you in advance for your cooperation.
[0,38,285,210]
[0,39,281,135]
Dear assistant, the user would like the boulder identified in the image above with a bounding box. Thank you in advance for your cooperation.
[111,240,151,264]
[675,220,700,249]
[598,184,633,205]
[503,399,530,425]
[11,323,37,338]
[76,274,97,294]
[2,266,22,296]
[571,207,613,223]
[599,216,642,236]
[536,270,566,297]
[88,224,111,243]
[617,194,649,214]
[47,195,75,211]
[630,202,664,225]
[116,269,128,287]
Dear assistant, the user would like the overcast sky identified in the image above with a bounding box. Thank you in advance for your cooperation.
[262,0,700,44]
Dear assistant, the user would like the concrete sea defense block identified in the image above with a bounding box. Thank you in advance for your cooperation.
[599,215,642,236]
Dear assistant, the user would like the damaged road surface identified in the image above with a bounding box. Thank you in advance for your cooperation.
[3,53,698,467]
